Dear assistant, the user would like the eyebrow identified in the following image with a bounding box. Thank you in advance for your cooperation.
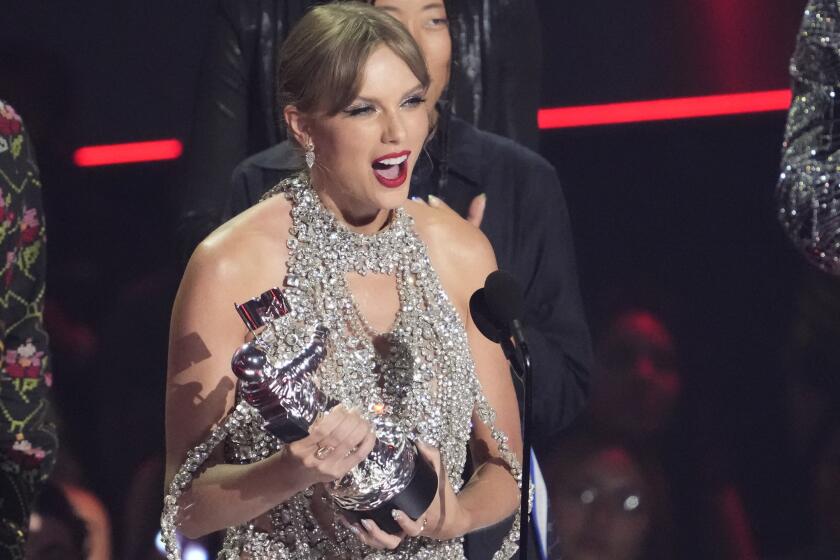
[379,3,445,13]
[353,84,426,106]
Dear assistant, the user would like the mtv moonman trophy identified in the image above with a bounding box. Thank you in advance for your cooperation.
[231,288,438,534]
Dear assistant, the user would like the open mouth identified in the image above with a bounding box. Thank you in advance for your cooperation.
[371,151,410,188]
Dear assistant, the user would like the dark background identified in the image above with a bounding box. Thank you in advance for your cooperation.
[0,0,822,555]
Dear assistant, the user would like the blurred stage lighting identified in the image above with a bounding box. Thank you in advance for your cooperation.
[73,139,183,167]
[538,89,792,129]
[71,89,793,167]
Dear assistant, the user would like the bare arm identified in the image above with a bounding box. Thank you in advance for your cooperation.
[454,230,523,533]
[164,241,298,537]
[164,229,374,538]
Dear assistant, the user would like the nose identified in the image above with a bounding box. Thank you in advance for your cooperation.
[381,109,407,145]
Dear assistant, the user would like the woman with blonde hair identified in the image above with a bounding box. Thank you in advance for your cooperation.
[161,4,522,558]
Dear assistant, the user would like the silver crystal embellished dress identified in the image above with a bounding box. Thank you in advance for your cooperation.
[778,0,840,274]
[161,176,522,559]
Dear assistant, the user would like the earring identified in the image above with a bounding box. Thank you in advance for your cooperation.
[305,141,315,169]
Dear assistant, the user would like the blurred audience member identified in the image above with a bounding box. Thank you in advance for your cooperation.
[122,456,220,560]
[25,479,112,560]
[544,434,672,559]
[772,269,840,556]
[588,310,681,443]
[61,484,112,560]
[48,439,113,560]
[25,482,87,560]
[122,457,165,560]
[0,99,58,559]
[584,308,757,559]
[784,270,840,455]
[770,411,840,560]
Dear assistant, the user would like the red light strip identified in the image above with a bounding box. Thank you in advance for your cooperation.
[538,89,792,129]
[73,139,183,167]
[71,90,793,166]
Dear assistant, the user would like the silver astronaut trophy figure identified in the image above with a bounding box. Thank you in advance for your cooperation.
[231,288,438,534]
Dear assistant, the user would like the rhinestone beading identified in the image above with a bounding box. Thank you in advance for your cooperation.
[161,175,522,559]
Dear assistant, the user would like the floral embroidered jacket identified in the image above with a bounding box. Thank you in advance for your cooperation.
[0,99,53,465]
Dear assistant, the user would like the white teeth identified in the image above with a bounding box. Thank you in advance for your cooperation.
[376,155,408,166]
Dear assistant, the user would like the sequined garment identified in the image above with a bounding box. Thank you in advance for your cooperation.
[162,175,521,559]
[778,0,840,274]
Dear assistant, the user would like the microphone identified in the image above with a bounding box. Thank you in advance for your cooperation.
[469,288,503,343]
[470,270,533,560]
[470,270,529,376]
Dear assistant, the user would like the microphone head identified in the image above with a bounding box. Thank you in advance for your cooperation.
[484,270,524,326]
[469,288,503,343]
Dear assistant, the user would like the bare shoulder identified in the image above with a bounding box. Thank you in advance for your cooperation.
[183,194,293,301]
[404,200,497,306]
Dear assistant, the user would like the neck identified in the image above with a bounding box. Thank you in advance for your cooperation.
[310,173,391,235]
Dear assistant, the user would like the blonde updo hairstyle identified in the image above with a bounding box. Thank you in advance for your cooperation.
[277,2,431,147]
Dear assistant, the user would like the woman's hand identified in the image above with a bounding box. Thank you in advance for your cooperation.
[340,442,470,549]
[279,404,377,490]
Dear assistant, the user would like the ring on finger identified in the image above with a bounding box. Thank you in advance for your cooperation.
[344,445,359,458]
[314,445,335,460]
[419,517,428,534]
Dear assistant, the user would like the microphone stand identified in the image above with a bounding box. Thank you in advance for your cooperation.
[500,332,532,560]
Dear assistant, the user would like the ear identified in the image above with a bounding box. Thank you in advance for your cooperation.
[284,105,312,147]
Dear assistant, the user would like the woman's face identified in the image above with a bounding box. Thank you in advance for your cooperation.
[553,448,651,560]
[374,0,452,108]
[590,311,682,439]
[304,45,429,223]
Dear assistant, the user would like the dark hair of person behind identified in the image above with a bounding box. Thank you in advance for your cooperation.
[276,2,431,124]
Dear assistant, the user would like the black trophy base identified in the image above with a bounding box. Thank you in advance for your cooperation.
[341,453,438,535]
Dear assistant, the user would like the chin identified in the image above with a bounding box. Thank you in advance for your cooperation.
[366,177,410,209]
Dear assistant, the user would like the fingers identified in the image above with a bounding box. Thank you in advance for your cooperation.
[289,405,376,483]
[390,509,426,538]
[466,193,487,227]
[338,516,401,550]
[316,406,367,453]
[413,194,486,228]
[427,194,459,217]
[307,405,368,450]
[306,404,349,447]
[339,425,376,465]
[413,194,457,216]
[359,518,403,549]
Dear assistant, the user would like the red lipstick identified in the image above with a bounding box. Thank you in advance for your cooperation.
[371,150,411,188]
